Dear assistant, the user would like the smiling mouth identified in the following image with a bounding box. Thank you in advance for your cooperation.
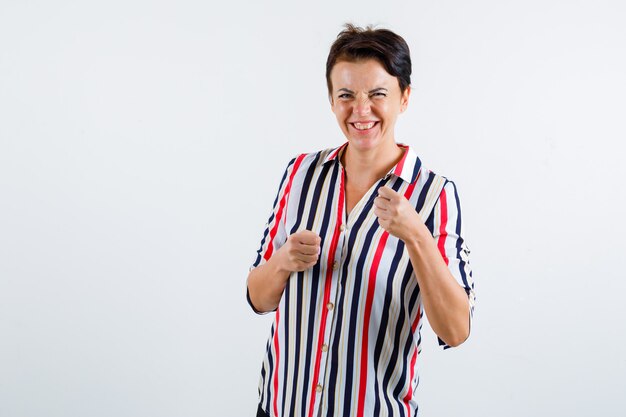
[351,121,378,131]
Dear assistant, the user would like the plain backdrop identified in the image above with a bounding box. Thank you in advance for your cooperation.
[1,1,625,416]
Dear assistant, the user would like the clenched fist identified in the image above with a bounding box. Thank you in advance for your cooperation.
[275,230,321,272]
[373,186,424,243]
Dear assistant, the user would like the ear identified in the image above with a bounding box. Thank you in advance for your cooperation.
[400,86,411,113]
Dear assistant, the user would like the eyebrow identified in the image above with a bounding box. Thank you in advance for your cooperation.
[337,87,389,94]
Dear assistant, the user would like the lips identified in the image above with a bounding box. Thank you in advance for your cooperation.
[350,121,379,131]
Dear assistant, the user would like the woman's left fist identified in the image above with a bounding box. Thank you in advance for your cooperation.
[373,186,421,242]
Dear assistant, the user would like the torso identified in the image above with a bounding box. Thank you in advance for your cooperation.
[344,176,376,217]
[341,145,404,217]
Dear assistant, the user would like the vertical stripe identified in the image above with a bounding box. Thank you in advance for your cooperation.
[356,228,389,416]
[451,182,471,290]
[249,145,474,417]
[436,188,449,265]
[392,146,407,176]
[356,179,417,416]
[307,165,345,417]
[301,161,339,417]
[342,196,383,417]
[290,153,323,235]
[281,283,290,417]
[254,159,293,268]
[403,306,421,416]
[264,154,306,261]
[272,309,281,417]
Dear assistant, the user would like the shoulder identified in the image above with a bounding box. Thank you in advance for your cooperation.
[414,162,464,209]
[415,161,451,191]
[284,147,341,174]
[425,168,464,210]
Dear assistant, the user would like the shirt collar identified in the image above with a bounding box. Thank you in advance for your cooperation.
[323,142,421,184]
[322,142,349,165]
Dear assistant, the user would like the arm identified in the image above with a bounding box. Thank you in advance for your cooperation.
[247,230,321,313]
[404,224,470,347]
[375,183,473,347]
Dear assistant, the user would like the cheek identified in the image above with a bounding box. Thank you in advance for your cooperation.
[334,106,350,121]
[377,102,391,115]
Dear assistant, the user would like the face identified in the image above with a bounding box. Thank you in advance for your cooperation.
[329,59,410,153]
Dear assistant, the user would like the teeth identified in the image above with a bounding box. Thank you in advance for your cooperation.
[354,122,375,130]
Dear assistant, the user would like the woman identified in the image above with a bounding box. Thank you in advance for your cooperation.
[247,24,475,417]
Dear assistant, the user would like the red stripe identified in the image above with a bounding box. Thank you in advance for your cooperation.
[436,188,449,265]
[307,168,345,417]
[403,306,422,415]
[272,308,281,417]
[267,155,305,417]
[356,181,418,417]
[264,154,306,261]
[327,141,348,163]
[356,230,388,417]
[327,148,341,162]
[392,144,408,176]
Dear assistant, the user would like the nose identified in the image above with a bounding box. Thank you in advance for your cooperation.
[353,95,371,116]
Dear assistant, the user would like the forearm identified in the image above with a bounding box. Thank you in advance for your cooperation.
[248,230,321,314]
[247,255,291,313]
[405,228,470,347]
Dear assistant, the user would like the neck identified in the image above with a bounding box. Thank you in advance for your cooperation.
[342,140,405,185]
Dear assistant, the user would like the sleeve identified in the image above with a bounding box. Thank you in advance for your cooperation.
[430,180,475,349]
[246,156,298,314]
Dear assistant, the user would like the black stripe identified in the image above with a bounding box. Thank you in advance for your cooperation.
[414,171,435,215]
[341,177,394,417]
[264,324,275,413]
[260,338,270,403]
[327,176,389,415]
[381,178,414,415]
[281,282,290,417]
[254,157,296,268]
[300,160,338,417]
[372,230,405,417]
[288,155,326,417]
[390,264,421,416]
[288,271,304,417]
[409,154,422,183]
[450,181,471,291]
[290,152,322,234]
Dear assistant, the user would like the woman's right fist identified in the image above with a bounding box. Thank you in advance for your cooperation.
[276,230,321,272]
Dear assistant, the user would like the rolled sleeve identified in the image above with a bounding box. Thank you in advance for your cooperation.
[246,157,296,313]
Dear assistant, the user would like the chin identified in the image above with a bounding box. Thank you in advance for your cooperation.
[346,134,383,151]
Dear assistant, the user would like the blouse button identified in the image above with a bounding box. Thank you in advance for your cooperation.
[327,302,334,311]
[316,384,323,393]
[332,261,339,270]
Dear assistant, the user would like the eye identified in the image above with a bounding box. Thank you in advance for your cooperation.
[371,92,387,98]
[338,93,353,99]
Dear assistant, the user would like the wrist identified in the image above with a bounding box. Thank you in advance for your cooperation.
[267,249,291,280]
[404,222,431,252]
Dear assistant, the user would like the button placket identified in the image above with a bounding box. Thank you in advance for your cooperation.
[313,232,343,409]
[312,173,346,414]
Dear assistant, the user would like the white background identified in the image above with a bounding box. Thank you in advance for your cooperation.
[1,1,625,416]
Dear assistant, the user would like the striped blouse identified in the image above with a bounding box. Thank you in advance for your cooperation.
[248,143,475,417]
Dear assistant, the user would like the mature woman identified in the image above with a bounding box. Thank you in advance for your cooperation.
[247,24,475,417]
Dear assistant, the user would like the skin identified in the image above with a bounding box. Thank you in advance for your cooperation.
[374,186,470,346]
[247,59,470,346]
[247,230,320,313]
[329,59,409,215]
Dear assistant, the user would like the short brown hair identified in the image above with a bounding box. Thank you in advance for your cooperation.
[326,24,412,96]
